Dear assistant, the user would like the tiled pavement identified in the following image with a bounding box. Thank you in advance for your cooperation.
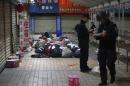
[0,34,130,86]
[0,49,130,86]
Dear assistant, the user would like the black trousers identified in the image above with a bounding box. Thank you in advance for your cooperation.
[98,49,117,82]
[80,45,89,70]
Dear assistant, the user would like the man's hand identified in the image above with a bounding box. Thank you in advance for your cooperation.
[89,29,94,33]
[102,30,106,37]
[93,30,106,38]
[93,33,102,37]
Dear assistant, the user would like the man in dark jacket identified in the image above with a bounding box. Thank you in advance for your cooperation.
[94,11,118,86]
[75,14,91,72]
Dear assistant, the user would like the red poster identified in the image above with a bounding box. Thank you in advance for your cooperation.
[24,21,29,28]
[24,30,28,37]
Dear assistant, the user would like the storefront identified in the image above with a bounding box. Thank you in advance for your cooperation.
[29,0,88,35]
[0,0,17,72]
[29,3,59,34]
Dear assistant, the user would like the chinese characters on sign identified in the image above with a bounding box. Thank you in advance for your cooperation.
[29,3,58,13]
[41,5,53,10]
[19,19,29,48]
[23,20,29,42]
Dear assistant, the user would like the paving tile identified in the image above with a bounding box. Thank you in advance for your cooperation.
[0,50,130,86]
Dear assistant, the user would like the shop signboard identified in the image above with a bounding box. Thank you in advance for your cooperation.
[23,20,29,44]
[29,3,59,13]
[19,19,29,48]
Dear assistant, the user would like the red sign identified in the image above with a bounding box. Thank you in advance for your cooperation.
[19,19,29,48]
[59,0,89,14]
[24,30,29,37]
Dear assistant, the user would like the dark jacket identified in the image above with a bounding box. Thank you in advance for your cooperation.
[75,21,89,48]
[96,19,118,50]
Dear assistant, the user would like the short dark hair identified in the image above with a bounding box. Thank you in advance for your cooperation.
[96,11,109,21]
[97,11,109,18]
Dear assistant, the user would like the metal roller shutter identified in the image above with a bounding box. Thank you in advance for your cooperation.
[11,5,17,53]
[0,0,6,72]
[4,2,11,58]
[35,16,56,33]
[61,15,81,33]
[0,0,17,72]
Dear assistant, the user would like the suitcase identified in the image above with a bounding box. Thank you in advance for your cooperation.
[6,59,19,68]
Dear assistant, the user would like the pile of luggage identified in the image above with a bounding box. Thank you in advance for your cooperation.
[31,32,80,58]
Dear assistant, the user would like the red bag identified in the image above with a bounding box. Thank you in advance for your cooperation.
[6,59,19,68]
[68,75,79,86]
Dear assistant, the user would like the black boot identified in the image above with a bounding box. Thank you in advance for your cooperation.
[98,82,107,86]
[110,76,115,83]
